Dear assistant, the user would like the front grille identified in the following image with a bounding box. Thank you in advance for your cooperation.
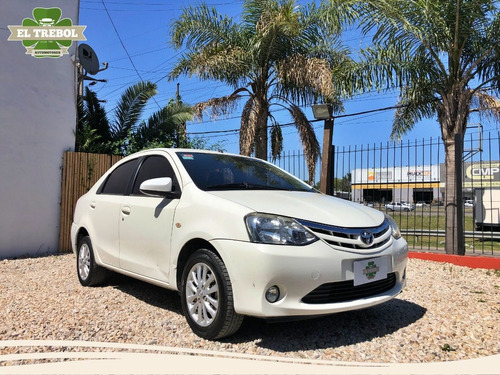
[297,219,392,251]
[301,273,396,304]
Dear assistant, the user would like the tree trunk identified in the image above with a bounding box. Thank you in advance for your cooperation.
[254,98,269,160]
[438,87,471,254]
[443,136,463,254]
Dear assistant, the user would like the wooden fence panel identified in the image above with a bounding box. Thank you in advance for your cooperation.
[59,152,123,252]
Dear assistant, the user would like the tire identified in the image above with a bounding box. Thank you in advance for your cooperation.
[181,249,243,340]
[77,236,108,286]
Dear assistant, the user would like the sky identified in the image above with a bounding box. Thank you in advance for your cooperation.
[77,0,496,157]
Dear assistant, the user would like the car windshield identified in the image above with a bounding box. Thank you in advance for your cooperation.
[176,152,315,192]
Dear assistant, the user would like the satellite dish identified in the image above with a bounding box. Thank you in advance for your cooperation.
[78,43,100,75]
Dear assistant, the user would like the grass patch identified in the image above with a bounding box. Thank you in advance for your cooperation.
[382,208,500,253]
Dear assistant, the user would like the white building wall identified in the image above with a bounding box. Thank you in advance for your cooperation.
[0,1,78,258]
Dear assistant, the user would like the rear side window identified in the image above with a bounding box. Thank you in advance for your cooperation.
[99,159,139,195]
[132,155,179,195]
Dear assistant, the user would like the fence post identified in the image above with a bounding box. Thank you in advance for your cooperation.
[455,133,465,255]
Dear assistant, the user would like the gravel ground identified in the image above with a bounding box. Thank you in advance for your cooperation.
[0,253,499,364]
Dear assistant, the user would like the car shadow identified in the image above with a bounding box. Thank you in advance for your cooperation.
[103,274,426,350]
[106,273,183,314]
[225,299,427,351]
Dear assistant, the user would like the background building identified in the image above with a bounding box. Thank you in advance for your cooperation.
[351,162,500,204]
[0,1,79,258]
[351,165,442,204]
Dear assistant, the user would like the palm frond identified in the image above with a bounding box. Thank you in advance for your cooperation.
[239,96,259,156]
[171,46,251,86]
[132,102,194,152]
[471,91,500,122]
[111,81,157,139]
[270,121,283,162]
[170,3,239,50]
[277,54,336,104]
[392,83,440,140]
[83,88,112,143]
[193,88,249,120]
[138,103,193,139]
[288,104,320,183]
[318,0,360,34]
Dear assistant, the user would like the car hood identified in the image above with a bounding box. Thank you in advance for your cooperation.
[207,190,385,228]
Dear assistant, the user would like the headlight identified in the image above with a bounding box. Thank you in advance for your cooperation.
[385,214,401,239]
[245,213,318,245]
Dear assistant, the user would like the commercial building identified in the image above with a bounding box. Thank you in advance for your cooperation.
[351,162,500,204]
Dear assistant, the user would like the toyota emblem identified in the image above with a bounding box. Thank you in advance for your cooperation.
[360,230,374,246]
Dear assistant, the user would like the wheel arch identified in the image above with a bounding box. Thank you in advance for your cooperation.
[176,238,220,290]
[76,227,90,246]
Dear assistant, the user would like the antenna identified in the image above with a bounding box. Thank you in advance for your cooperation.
[77,43,109,89]
[78,43,100,75]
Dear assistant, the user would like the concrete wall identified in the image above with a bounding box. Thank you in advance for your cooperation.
[0,1,79,258]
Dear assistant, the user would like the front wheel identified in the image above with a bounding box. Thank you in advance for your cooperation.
[181,249,243,340]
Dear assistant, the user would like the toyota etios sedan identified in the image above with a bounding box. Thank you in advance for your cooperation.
[71,149,408,339]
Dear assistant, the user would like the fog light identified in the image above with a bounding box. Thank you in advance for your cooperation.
[265,286,280,303]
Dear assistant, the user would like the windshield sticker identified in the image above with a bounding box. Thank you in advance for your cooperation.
[181,154,194,160]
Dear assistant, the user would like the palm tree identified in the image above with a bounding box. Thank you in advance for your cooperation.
[345,0,500,253]
[77,81,194,155]
[169,0,351,183]
[75,88,111,153]
[107,81,159,155]
[128,99,194,154]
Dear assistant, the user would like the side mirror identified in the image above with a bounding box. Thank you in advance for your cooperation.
[139,177,174,197]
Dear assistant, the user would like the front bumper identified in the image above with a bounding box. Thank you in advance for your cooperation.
[211,237,408,318]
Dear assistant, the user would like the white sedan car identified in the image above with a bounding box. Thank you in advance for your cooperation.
[71,149,408,339]
[385,202,414,212]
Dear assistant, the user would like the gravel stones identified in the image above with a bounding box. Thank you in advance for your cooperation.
[0,254,499,363]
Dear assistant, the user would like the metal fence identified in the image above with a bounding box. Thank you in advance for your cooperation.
[272,131,500,255]
[60,134,500,255]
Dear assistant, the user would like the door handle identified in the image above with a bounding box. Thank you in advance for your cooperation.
[121,206,131,215]
[90,201,96,209]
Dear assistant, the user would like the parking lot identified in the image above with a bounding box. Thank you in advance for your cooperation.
[1,253,499,366]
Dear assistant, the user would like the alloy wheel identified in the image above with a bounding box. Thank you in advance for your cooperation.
[78,242,91,281]
[185,262,219,327]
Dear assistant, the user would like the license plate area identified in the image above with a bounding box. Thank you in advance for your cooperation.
[353,257,388,286]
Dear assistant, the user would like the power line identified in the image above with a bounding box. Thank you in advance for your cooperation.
[186,103,415,137]
[100,0,143,82]
[100,0,161,110]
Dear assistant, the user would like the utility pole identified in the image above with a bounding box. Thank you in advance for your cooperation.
[176,83,187,147]
[320,117,334,195]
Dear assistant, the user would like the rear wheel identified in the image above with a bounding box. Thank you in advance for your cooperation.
[77,236,108,286]
[181,249,243,339]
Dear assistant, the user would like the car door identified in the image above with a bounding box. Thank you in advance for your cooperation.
[118,154,181,282]
[89,158,140,267]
